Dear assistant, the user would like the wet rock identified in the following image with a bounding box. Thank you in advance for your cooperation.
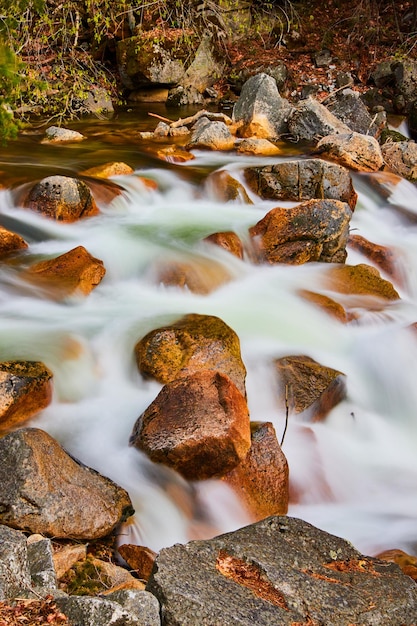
[146,515,417,625]
[382,140,417,181]
[27,535,57,589]
[0,360,53,434]
[232,73,293,139]
[377,548,417,582]
[288,96,351,142]
[273,355,347,421]
[134,313,247,397]
[348,234,404,286]
[130,370,251,480]
[117,544,157,581]
[205,169,252,203]
[155,145,195,163]
[223,421,289,520]
[0,226,28,259]
[81,162,134,178]
[204,231,244,259]
[42,126,85,144]
[55,596,142,626]
[323,263,400,300]
[244,158,357,208]
[316,132,384,172]
[298,290,351,324]
[0,525,31,600]
[103,588,161,626]
[24,246,106,298]
[154,256,232,294]
[0,427,134,539]
[187,117,235,151]
[236,137,281,155]
[327,89,383,136]
[25,175,99,221]
[249,199,352,265]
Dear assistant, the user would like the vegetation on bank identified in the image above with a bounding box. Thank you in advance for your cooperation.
[1,0,417,143]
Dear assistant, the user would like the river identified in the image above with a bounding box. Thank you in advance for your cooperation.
[0,107,416,557]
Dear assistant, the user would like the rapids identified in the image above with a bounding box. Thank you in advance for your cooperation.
[1,110,417,556]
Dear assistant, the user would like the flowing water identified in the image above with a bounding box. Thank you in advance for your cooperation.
[1,108,417,557]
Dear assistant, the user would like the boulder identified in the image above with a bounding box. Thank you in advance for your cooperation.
[327,89,383,136]
[0,428,134,539]
[232,73,293,139]
[377,548,417,582]
[273,355,347,421]
[41,126,85,144]
[74,86,114,117]
[146,515,417,625]
[117,544,157,581]
[180,35,226,95]
[288,96,351,142]
[348,234,404,286]
[204,169,252,203]
[24,246,106,298]
[166,85,204,107]
[244,158,357,208]
[130,370,251,480]
[27,535,57,589]
[0,226,28,259]
[204,231,244,259]
[236,137,281,156]
[0,360,53,434]
[55,596,143,626]
[316,132,384,172]
[134,313,247,397]
[382,140,417,181]
[187,117,235,151]
[223,421,289,520]
[323,263,400,300]
[392,60,417,111]
[102,588,161,626]
[81,162,134,178]
[25,175,99,221]
[0,525,31,600]
[249,199,352,264]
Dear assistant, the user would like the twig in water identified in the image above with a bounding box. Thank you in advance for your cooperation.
[280,384,289,447]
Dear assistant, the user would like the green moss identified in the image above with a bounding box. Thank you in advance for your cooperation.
[60,557,111,596]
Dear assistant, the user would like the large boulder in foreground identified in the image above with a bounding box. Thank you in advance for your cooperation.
[135,313,247,397]
[25,176,99,221]
[244,158,357,209]
[0,361,53,434]
[0,428,134,539]
[249,199,352,264]
[147,515,417,625]
[130,370,251,480]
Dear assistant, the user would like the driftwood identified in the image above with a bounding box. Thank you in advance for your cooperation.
[148,109,233,129]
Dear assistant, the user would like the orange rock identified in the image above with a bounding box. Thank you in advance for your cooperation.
[25,246,106,298]
[205,170,252,204]
[130,370,251,480]
[25,175,99,222]
[348,234,404,287]
[376,549,417,582]
[273,355,347,422]
[223,421,289,520]
[81,162,134,178]
[0,226,28,260]
[53,544,88,579]
[118,544,157,581]
[0,361,53,433]
[323,263,400,300]
[155,256,232,294]
[299,289,349,323]
[156,146,195,163]
[204,231,244,259]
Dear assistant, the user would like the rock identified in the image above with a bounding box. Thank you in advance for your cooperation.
[288,96,351,142]
[180,35,226,94]
[155,146,195,163]
[134,313,247,397]
[273,355,347,421]
[0,525,31,600]
[393,60,417,111]
[88,557,145,592]
[128,86,169,103]
[74,86,114,117]
[0,226,28,259]
[102,588,161,626]
[0,360,53,434]
[27,535,57,589]
[53,543,88,579]
[187,117,235,151]
[316,132,384,172]
[204,169,252,203]
[313,47,332,67]
[55,596,142,626]
[223,421,289,520]
[0,427,134,539]
[348,234,404,286]
[25,175,99,221]
[377,548,417,582]
[298,290,350,324]
[236,137,281,155]
[249,199,352,265]
[154,256,232,294]
[204,231,244,259]
[130,370,251,480]
[146,515,417,625]
[117,545,157,581]
[166,85,204,107]
[24,246,106,298]
[327,89,383,136]
[371,61,396,88]
[42,126,85,144]
[382,140,417,181]
[323,263,400,300]
[244,158,357,208]
[81,162,134,178]
[232,73,293,139]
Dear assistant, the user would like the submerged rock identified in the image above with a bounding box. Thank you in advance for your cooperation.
[0,226,28,259]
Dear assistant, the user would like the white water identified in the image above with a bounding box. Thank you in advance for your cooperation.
[1,146,417,557]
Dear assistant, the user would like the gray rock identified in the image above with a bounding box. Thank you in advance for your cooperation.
[0,525,31,600]
[43,126,85,143]
[327,88,382,136]
[233,73,293,139]
[371,61,395,88]
[288,96,351,142]
[382,140,417,181]
[56,596,142,626]
[146,516,417,625]
[187,118,234,151]
[316,132,384,172]
[25,175,98,221]
[105,589,161,626]
[166,86,204,107]
[27,536,57,588]
[181,35,226,94]
[393,60,417,111]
